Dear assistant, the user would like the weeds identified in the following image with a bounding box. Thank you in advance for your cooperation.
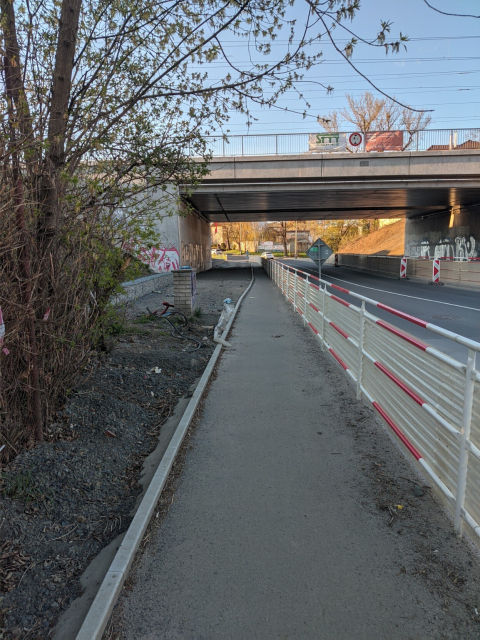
[1,470,54,509]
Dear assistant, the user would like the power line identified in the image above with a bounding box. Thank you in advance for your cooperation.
[185,56,480,67]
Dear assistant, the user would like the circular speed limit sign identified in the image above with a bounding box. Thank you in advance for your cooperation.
[349,132,363,147]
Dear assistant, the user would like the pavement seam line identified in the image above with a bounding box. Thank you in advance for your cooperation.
[75,267,255,640]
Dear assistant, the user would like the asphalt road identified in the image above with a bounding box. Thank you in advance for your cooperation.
[118,269,480,639]
[276,258,480,364]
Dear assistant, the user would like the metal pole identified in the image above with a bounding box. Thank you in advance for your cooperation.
[294,269,297,310]
[320,282,326,350]
[239,222,242,254]
[454,348,476,535]
[356,301,366,400]
[294,221,298,260]
[304,274,308,325]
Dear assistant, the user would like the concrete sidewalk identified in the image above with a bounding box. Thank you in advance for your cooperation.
[119,267,476,639]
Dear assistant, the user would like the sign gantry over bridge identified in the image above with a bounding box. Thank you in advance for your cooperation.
[181,129,480,223]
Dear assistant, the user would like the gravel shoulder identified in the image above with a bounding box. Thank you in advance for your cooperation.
[0,268,251,640]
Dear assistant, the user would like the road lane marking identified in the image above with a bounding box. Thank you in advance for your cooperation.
[294,266,480,313]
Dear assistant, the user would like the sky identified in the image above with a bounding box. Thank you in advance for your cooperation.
[206,0,480,137]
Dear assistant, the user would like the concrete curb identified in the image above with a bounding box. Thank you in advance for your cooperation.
[75,267,256,640]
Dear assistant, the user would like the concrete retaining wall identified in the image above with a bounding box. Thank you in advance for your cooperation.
[405,203,480,260]
[112,273,172,305]
[407,259,480,289]
[337,253,480,290]
[337,254,402,278]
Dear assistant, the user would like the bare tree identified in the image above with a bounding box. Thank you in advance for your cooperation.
[319,91,432,149]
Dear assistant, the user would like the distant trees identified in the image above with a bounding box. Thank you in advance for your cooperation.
[318,91,432,150]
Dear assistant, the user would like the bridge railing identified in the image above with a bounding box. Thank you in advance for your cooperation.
[263,257,480,548]
[202,128,480,157]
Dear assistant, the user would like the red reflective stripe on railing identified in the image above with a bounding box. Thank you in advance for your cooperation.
[310,283,320,290]
[298,309,303,315]
[330,294,350,308]
[308,322,319,334]
[309,302,320,312]
[374,362,425,407]
[372,402,422,461]
[297,292,304,298]
[330,322,350,340]
[331,284,350,295]
[376,320,428,351]
[376,303,429,329]
[329,348,348,370]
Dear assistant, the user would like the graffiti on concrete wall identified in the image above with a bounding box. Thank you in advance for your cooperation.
[407,235,478,259]
[182,242,206,270]
[137,244,180,272]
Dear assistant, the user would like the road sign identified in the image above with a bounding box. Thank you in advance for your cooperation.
[306,239,334,266]
[349,132,362,147]
[400,257,407,278]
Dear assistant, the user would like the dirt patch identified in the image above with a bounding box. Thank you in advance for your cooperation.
[340,220,405,256]
[341,404,480,637]
[0,269,251,639]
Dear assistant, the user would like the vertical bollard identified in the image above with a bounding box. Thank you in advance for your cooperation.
[356,301,366,400]
[455,348,476,535]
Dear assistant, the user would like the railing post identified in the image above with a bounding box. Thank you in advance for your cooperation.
[223,137,226,156]
[241,136,244,156]
[304,275,308,325]
[454,348,476,535]
[275,135,278,155]
[320,284,326,350]
[356,301,366,399]
[294,270,297,310]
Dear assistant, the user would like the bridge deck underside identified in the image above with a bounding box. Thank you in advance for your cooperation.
[185,185,480,222]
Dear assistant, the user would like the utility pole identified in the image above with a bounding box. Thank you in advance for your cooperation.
[294,221,298,259]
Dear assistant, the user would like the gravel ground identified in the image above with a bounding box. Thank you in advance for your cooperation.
[0,269,252,639]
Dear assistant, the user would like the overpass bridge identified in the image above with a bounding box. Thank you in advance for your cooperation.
[183,148,480,223]
[181,129,480,259]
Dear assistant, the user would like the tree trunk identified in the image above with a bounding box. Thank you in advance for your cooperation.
[3,48,43,441]
[39,0,82,239]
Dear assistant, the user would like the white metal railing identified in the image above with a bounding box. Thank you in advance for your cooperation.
[264,258,480,544]
[202,128,480,157]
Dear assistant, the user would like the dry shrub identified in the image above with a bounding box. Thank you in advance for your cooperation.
[0,171,130,459]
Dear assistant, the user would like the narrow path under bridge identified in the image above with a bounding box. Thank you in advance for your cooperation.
[118,267,480,639]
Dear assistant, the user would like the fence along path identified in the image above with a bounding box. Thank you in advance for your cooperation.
[266,259,480,546]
